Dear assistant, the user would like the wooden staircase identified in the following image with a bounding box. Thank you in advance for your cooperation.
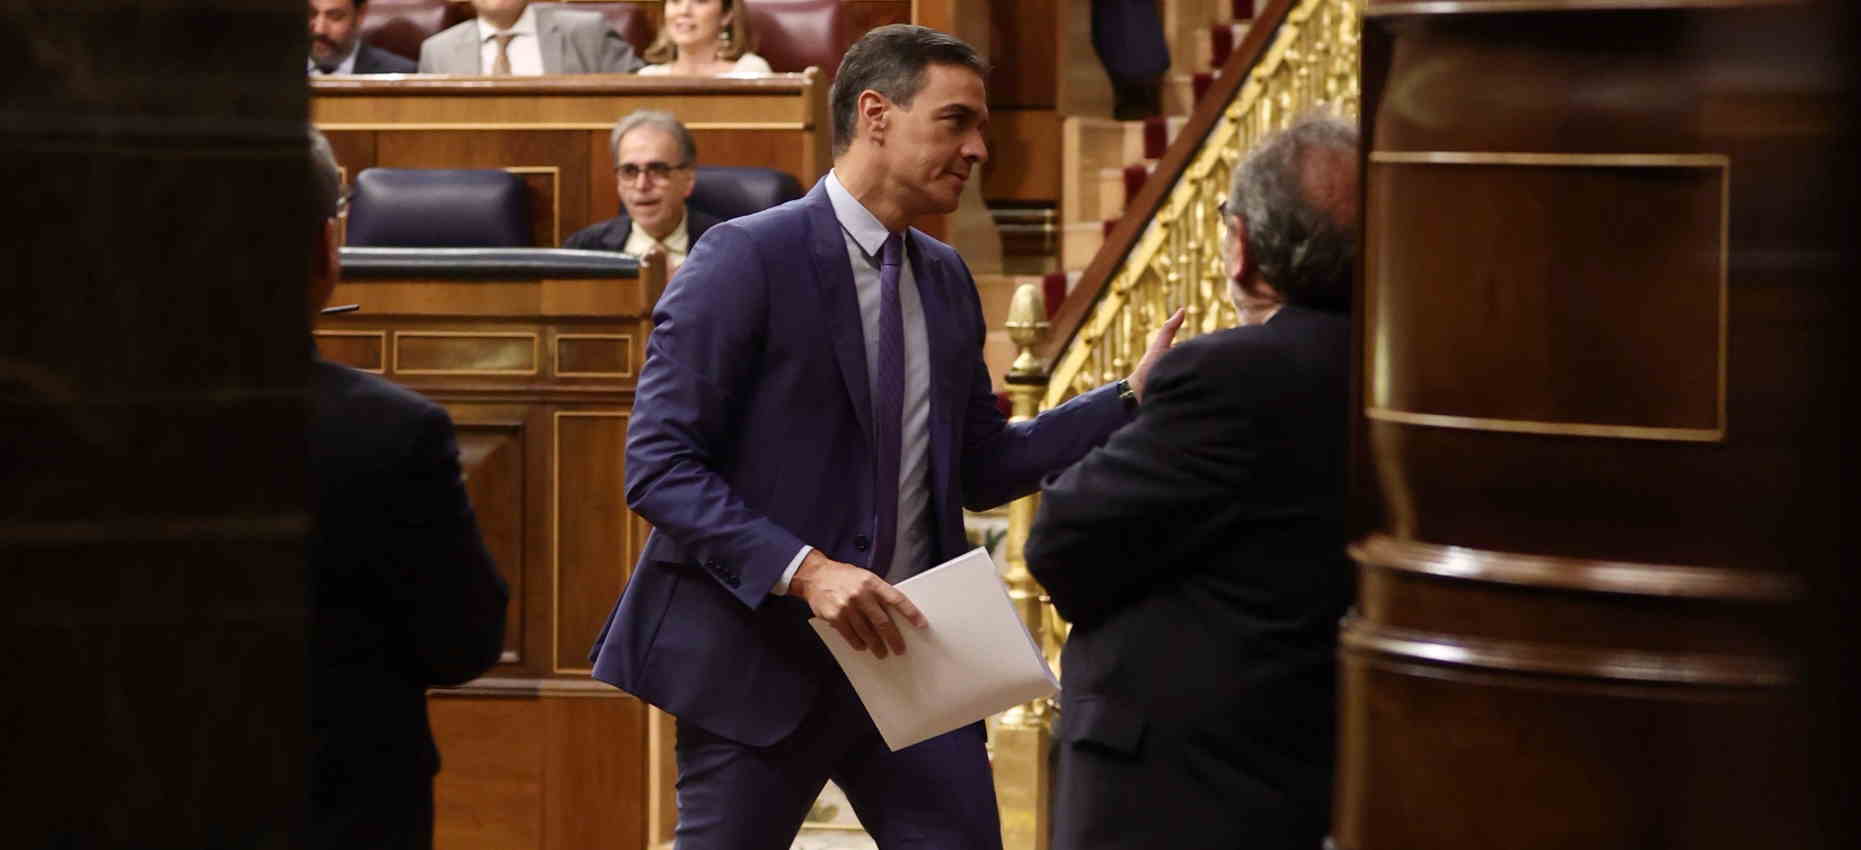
[978,0,1255,387]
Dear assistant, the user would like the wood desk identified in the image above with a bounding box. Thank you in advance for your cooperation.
[316,251,668,850]
[313,73,831,247]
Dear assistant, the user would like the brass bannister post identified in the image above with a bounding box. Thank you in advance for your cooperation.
[990,281,1055,850]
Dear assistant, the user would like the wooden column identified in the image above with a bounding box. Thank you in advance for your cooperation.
[1342,2,1856,848]
[1,0,311,844]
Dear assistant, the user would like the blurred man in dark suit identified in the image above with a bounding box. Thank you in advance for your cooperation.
[1026,117,1361,850]
[563,109,720,272]
[309,0,416,75]
[304,128,509,849]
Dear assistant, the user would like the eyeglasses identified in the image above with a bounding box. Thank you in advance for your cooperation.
[617,161,692,182]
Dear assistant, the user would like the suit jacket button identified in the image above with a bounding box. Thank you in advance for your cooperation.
[725,575,740,587]
[854,535,871,551]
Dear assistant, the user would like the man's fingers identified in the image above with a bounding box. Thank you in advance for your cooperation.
[856,595,906,657]
[1152,307,1187,352]
[831,617,867,653]
[877,584,928,629]
[843,602,886,658]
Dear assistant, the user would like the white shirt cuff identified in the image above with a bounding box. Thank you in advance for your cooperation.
[772,545,811,597]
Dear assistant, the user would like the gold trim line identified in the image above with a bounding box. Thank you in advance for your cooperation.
[1366,407,1724,442]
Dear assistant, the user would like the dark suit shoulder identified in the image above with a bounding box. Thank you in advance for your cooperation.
[310,360,449,468]
[563,215,632,252]
[1149,306,1349,390]
[354,43,416,74]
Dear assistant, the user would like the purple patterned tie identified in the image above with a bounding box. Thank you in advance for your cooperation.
[871,233,905,576]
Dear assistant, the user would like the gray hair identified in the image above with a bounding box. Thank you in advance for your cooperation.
[1227,116,1360,311]
[608,109,698,166]
[829,25,987,155]
[310,127,343,221]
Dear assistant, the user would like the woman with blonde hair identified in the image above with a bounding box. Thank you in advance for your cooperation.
[638,0,771,75]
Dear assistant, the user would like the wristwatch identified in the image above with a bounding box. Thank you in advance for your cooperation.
[1116,379,1139,412]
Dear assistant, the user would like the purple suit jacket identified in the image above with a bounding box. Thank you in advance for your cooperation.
[588,180,1130,746]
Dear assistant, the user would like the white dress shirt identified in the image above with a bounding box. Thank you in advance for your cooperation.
[477,4,544,75]
[773,170,933,595]
[621,211,693,273]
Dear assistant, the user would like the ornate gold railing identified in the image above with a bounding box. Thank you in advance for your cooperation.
[988,0,1363,846]
[1044,0,1363,408]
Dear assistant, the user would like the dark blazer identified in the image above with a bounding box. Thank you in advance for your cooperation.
[587,181,1132,748]
[308,358,507,849]
[1026,305,1355,850]
[561,207,721,253]
[353,42,417,74]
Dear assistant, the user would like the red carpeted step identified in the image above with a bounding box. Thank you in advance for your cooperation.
[1102,218,1119,237]
[1042,272,1068,320]
[1192,71,1213,103]
[1143,116,1169,159]
[1211,22,1235,68]
[1122,163,1149,207]
[1233,0,1255,20]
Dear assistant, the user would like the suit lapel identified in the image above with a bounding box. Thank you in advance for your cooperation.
[451,25,480,73]
[805,184,874,442]
[535,6,566,73]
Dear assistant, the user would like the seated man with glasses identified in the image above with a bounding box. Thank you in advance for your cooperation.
[564,110,717,272]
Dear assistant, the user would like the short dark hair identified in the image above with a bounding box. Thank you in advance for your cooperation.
[309,127,343,222]
[1227,116,1360,312]
[609,109,698,166]
[829,24,986,155]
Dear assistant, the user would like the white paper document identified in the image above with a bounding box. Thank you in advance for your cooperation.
[809,547,1059,752]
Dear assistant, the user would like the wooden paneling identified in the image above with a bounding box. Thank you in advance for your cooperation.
[983,108,1061,202]
[1367,155,1726,440]
[987,0,1057,108]
[430,690,648,850]
[457,421,528,664]
[844,0,910,36]
[554,410,634,673]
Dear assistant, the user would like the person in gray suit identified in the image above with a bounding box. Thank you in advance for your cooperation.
[417,0,643,75]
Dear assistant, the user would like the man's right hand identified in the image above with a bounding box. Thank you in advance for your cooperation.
[788,549,927,659]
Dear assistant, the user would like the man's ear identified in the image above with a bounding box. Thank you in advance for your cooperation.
[857,89,889,143]
[1228,211,1252,285]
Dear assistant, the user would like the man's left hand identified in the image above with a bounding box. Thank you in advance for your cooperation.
[1126,307,1186,403]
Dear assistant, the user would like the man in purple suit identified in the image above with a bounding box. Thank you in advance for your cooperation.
[588,24,1183,850]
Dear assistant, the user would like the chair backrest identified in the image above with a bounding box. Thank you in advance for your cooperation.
[530,2,656,54]
[743,0,848,76]
[347,168,533,248]
[690,166,804,221]
[358,0,465,63]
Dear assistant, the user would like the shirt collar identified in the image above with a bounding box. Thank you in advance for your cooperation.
[478,3,539,42]
[823,169,898,260]
[627,209,691,254]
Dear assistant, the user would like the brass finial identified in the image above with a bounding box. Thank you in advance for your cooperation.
[1005,281,1049,378]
